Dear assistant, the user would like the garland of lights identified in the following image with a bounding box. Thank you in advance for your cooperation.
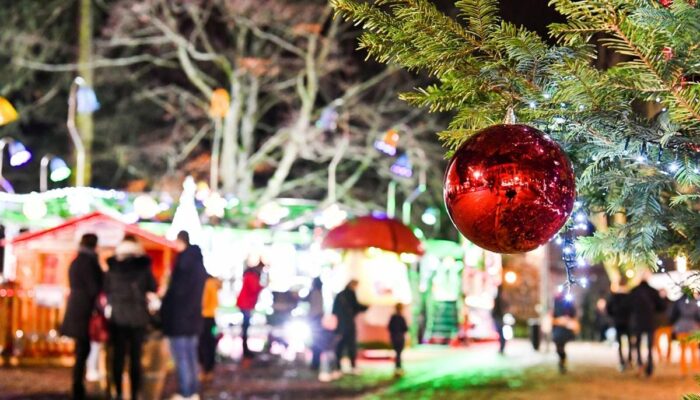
[553,200,589,295]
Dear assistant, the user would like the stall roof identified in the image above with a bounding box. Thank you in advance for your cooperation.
[4,211,177,249]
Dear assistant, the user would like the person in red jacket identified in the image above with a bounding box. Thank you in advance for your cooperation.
[237,261,265,359]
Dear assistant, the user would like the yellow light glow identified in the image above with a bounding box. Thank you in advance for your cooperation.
[133,194,160,219]
[400,253,418,264]
[22,195,47,221]
[0,97,18,126]
[209,88,230,118]
[625,269,635,279]
[504,270,517,284]
[676,255,688,273]
[204,192,227,218]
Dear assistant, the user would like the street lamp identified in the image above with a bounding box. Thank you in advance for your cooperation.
[67,76,99,187]
[0,138,32,193]
[40,155,72,192]
[0,97,19,126]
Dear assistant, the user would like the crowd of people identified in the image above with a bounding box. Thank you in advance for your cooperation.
[63,230,696,399]
[60,232,409,400]
[604,277,700,377]
[492,282,579,374]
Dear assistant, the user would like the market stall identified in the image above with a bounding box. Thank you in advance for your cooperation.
[323,214,424,345]
[0,212,177,359]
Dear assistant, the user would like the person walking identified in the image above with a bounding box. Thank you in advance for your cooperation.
[161,231,207,400]
[105,235,157,400]
[628,278,665,377]
[237,261,265,360]
[671,294,700,372]
[654,289,674,364]
[492,284,508,354]
[671,294,700,333]
[332,279,368,374]
[304,277,324,371]
[388,303,408,377]
[594,298,611,342]
[552,292,578,374]
[198,275,221,382]
[606,289,633,371]
[61,233,103,400]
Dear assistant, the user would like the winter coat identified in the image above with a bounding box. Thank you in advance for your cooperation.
[61,250,104,339]
[388,313,408,347]
[305,287,324,320]
[161,245,207,336]
[671,297,700,334]
[606,293,632,328]
[105,255,157,328]
[332,288,368,335]
[491,286,507,321]
[654,298,673,328]
[552,295,577,344]
[628,281,665,333]
[202,276,221,318]
[236,268,263,311]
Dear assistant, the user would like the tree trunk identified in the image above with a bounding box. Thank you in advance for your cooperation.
[76,0,93,185]
[221,75,243,194]
[236,75,259,202]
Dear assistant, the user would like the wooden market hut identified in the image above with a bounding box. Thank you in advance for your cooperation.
[0,212,177,360]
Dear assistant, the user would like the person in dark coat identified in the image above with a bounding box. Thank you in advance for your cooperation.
[670,294,700,335]
[61,233,103,400]
[628,279,665,376]
[388,303,408,377]
[492,285,507,354]
[161,231,207,399]
[332,279,367,374]
[606,290,633,370]
[552,293,578,374]
[105,235,157,400]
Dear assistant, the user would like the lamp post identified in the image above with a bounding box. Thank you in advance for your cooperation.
[208,88,230,191]
[67,77,99,187]
[0,138,32,193]
[401,148,428,226]
[0,97,19,126]
[40,155,72,192]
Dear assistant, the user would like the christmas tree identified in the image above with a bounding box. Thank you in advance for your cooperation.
[331,0,700,285]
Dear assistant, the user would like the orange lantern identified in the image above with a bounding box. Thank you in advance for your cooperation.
[0,97,18,126]
[209,88,230,118]
[383,129,400,148]
[375,128,400,155]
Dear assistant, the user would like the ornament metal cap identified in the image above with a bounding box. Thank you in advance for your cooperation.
[504,106,516,124]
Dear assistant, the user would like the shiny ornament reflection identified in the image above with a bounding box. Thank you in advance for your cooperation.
[443,124,575,253]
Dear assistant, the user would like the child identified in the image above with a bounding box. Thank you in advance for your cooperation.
[318,314,341,382]
[388,303,408,377]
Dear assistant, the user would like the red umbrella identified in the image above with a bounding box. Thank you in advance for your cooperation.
[322,215,424,255]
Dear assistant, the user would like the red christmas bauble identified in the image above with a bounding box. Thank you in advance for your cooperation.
[443,124,576,253]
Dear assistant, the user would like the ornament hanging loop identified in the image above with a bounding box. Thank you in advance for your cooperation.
[504,106,517,125]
